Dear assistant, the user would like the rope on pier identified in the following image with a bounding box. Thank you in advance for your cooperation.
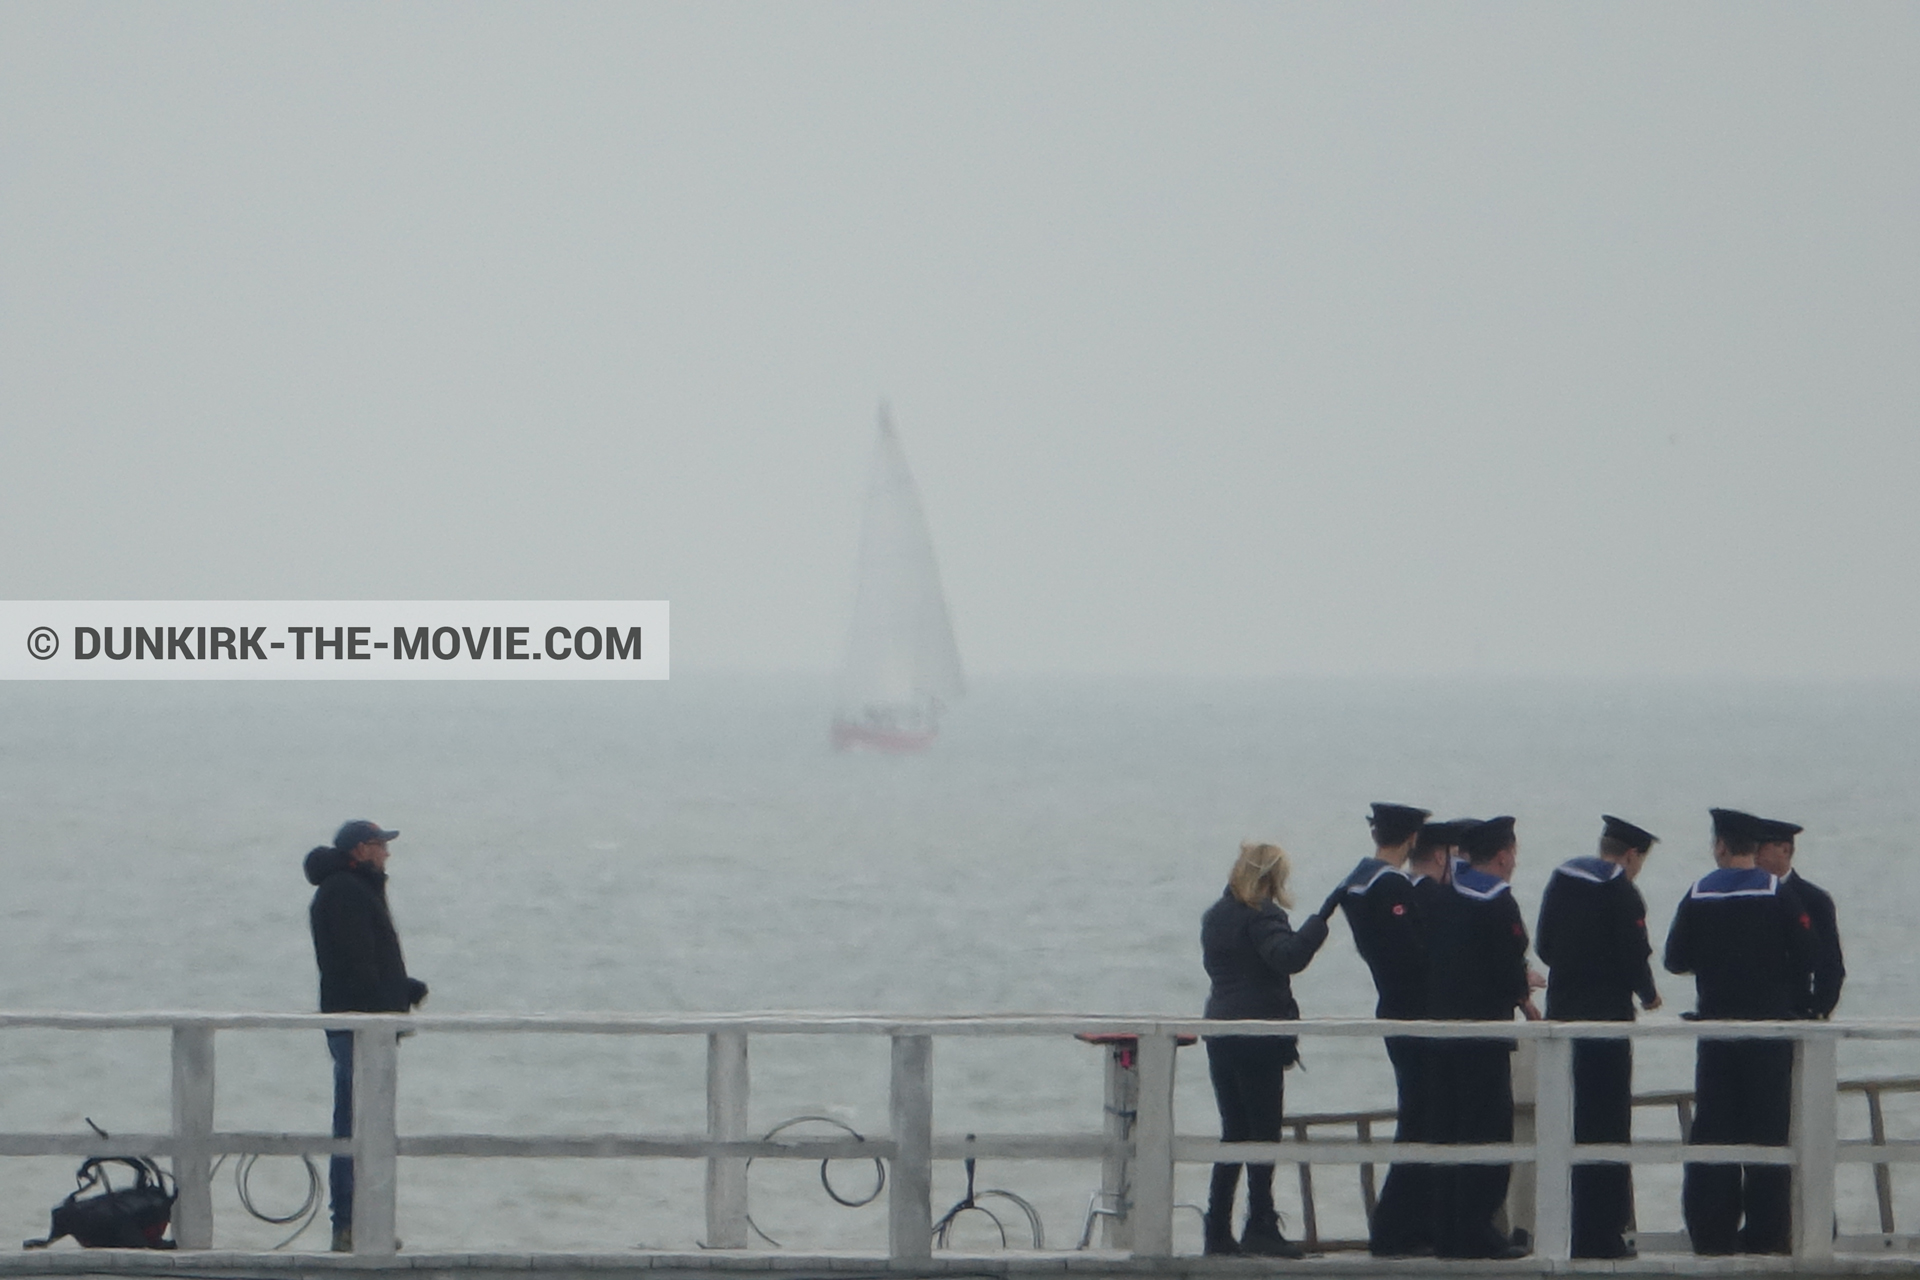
[738,1116,886,1249]
[213,1152,322,1249]
[932,1150,1043,1250]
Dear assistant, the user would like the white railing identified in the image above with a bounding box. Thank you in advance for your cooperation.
[0,1011,1913,1262]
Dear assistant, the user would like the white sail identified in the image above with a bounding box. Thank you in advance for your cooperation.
[834,406,964,735]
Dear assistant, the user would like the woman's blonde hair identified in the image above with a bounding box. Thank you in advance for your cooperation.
[1228,841,1294,909]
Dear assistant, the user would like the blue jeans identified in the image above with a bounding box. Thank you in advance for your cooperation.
[326,1030,354,1229]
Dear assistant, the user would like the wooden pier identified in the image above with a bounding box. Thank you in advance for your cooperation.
[1,1012,1917,1277]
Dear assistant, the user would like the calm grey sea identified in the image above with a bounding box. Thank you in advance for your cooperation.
[0,677,1914,1252]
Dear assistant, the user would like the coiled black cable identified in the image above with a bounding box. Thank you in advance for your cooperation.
[209,1152,324,1249]
[739,1115,886,1248]
[931,1150,1043,1250]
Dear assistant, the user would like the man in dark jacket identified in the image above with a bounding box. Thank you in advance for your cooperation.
[1752,816,1844,1019]
[1429,815,1539,1260]
[1665,808,1817,1255]
[1536,814,1661,1258]
[1333,802,1433,1256]
[1370,818,1468,1253]
[307,820,428,1252]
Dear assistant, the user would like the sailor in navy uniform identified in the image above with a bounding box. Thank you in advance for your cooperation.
[1429,815,1541,1260]
[1753,816,1844,1019]
[1535,815,1662,1258]
[1368,818,1469,1254]
[1409,819,1464,890]
[1331,802,1431,1255]
[1664,808,1818,1255]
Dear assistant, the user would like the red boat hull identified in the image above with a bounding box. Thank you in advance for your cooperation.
[831,719,937,753]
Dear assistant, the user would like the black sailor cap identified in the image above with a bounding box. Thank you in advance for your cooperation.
[1460,815,1517,858]
[1368,802,1432,844]
[1709,808,1764,842]
[1416,818,1471,851]
[1600,814,1658,851]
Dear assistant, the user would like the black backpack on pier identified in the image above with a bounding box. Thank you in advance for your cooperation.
[23,1155,176,1250]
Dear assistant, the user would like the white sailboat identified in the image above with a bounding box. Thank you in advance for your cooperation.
[831,405,965,752]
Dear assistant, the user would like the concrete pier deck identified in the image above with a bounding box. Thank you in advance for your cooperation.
[3,1253,1920,1280]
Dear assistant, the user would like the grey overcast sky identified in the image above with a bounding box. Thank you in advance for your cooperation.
[2,3,1915,680]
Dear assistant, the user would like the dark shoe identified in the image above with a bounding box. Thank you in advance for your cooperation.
[1439,1236,1529,1261]
[1370,1241,1436,1258]
[331,1226,400,1253]
[1442,1244,1529,1260]
[1240,1217,1306,1259]
[1203,1211,1241,1256]
[1573,1240,1637,1260]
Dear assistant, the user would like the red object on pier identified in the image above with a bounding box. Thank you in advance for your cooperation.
[1075,1031,1199,1070]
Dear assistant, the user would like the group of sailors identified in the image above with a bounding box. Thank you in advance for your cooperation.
[1198,804,1844,1260]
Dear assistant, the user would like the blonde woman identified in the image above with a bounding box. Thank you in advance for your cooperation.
[1200,841,1341,1256]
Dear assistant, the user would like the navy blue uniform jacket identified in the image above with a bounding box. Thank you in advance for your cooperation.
[1785,869,1844,1018]
[1338,859,1428,1019]
[1429,865,1532,1024]
[1535,856,1657,1021]
[1663,867,1816,1020]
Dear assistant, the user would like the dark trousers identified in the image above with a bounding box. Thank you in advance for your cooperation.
[1206,1037,1290,1228]
[1369,1036,1436,1251]
[1684,1039,1792,1255]
[1432,1039,1514,1258]
[326,1030,354,1230]
[1571,1038,1634,1256]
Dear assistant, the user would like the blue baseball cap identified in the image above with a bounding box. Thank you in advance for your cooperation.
[334,819,399,851]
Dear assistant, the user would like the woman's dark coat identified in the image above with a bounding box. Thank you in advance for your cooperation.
[1202,889,1329,1022]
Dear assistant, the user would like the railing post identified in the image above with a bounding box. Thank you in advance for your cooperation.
[169,1024,215,1250]
[1098,1040,1137,1248]
[888,1034,933,1261]
[704,1031,750,1248]
[1532,1034,1574,1261]
[1868,1086,1896,1235]
[1506,1038,1536,1241]
[1792,1030,1838,1262]
[351,1025,400,1256]
[1294,1120,1319,1249]
[1131,1032,1176,1258]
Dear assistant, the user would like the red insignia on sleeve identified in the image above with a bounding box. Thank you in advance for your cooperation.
[1513,923,1525,937]
[1800,914,1812,929]
[1391,903,1406,916]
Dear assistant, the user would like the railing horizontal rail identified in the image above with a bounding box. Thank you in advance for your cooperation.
[1633,1076,1920,1106]
[1841,1140,1920,1162]
[0,1133,346,1158]
[5,1010,1920,1036]
[1185,1140,1797,1165]
[398,1136,903,1160]
[34,1132,1911,1168]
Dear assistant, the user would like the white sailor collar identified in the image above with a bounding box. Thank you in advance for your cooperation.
[1344,857,1411,895]
[1689,867,1779,899]
[1555,856,1624,884]
[1452,864,1512,901]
